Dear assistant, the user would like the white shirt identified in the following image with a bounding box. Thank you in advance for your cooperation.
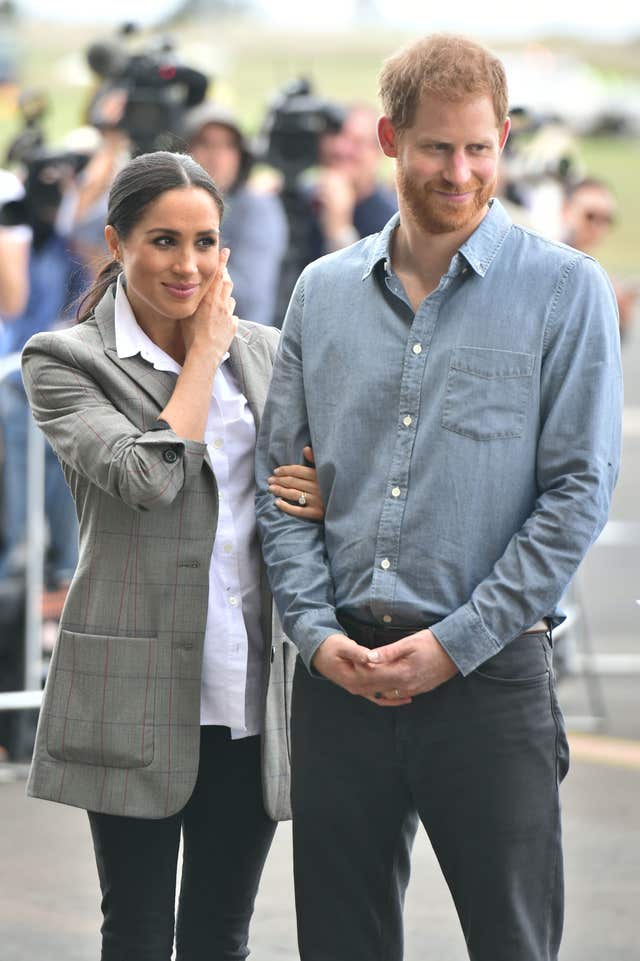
[114,276,264,737]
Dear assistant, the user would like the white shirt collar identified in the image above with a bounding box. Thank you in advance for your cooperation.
[114,274,230,373]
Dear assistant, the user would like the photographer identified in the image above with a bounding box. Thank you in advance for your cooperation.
[185,102,287,327]
[0,149,80,589]
[305,103,397,262]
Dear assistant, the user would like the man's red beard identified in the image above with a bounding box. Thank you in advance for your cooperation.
[396,164,495,235]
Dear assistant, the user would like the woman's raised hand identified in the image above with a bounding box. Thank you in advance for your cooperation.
[182,248,238,362]
[269,446,325,521]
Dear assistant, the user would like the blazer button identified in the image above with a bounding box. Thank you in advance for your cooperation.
[163,448,179,464]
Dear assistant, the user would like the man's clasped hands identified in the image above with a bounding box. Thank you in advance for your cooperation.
[312,629,458,706]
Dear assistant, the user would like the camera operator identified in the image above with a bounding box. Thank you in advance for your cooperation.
[56,122,130,278]
[305,102,397,263]
[185,101,287,327]
[0,169,30,318]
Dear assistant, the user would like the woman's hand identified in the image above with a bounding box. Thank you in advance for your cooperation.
[182,248,238,363]
[269,446,324,521]
[159,249,237,442]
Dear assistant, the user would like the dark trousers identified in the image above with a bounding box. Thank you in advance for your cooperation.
[88,727,277,961]
[291,619,570,961]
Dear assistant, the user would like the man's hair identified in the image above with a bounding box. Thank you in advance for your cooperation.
[378,34,509,132]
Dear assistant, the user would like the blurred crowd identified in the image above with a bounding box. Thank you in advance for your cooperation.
[0,31,637,760]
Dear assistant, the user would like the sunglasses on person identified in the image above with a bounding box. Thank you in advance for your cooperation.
[582,210,616,226]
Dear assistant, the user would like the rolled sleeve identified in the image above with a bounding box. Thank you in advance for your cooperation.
[21,332,207,511]
[431,255,622,673]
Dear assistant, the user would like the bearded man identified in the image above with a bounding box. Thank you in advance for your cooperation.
[255,34,622,961]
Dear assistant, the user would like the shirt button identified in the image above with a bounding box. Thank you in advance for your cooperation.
[382,614,393,624]
[162,448,178,463]
[223,543,233,554]
[391,487,401,498]
[403,415,413,427]
[381,558,391,570]
[229,595,239,607]
[213,438,224,449]
[412,344,422,355]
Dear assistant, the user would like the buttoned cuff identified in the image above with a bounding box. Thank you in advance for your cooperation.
[136,428,208,483]
[289,608,345,674]
[429,605,502,676]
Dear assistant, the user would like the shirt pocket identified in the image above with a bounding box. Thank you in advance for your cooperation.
[441,346,535,441]
[45,630,157,769]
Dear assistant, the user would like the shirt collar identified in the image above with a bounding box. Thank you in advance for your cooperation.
[114,274,230,372]
[362,198,513,281]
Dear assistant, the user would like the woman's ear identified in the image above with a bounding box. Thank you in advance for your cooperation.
[104,225,121,261]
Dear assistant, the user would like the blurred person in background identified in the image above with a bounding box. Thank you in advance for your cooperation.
[185,101,288,327]
[305,102,397,262]
[56,124,130,279]
[0,156,79,593]
[0,167,30,318]
[563,177,637,341]
[0,166,31,764]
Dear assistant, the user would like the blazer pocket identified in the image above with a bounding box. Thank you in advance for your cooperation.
[441,346,535,441]
[46,630,157,769]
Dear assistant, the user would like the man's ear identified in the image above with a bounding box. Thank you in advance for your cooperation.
[498,117,511,154]
[378,115,399,159]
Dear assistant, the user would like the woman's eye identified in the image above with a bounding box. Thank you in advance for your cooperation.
[153,236,174,247]
[197,236,217,248]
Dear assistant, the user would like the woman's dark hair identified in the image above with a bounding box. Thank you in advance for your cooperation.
[77,151,224,322]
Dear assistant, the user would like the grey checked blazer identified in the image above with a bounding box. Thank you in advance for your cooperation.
[21,286,295,821]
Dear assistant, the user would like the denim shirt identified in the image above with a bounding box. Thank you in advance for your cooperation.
[255,199,622,675]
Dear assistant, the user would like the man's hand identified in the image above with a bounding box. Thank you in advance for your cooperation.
[365,630,458,703]
[312,634,412,704]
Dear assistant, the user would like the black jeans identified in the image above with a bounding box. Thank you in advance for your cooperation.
[291,619,570,961]
[88,727,277,961]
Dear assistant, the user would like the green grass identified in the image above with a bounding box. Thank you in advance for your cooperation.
[0,19,638,276]
[579,137,640,276]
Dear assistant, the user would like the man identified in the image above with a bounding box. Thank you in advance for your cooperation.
[185,101,288,326]
[305,102,398,259]
[563,177,636,341]
[255,34,622,961]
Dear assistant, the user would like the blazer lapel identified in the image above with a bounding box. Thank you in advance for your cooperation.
[229,322,272,432]
[95,286,178,413]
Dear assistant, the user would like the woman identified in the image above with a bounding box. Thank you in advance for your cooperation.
[21,150,321,961]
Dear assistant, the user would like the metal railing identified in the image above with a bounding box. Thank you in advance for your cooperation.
[0,352,44,713]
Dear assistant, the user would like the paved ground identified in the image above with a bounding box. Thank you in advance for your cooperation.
[1,746,639,960]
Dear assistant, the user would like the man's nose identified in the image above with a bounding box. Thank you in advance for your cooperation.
[443,149,471,186]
